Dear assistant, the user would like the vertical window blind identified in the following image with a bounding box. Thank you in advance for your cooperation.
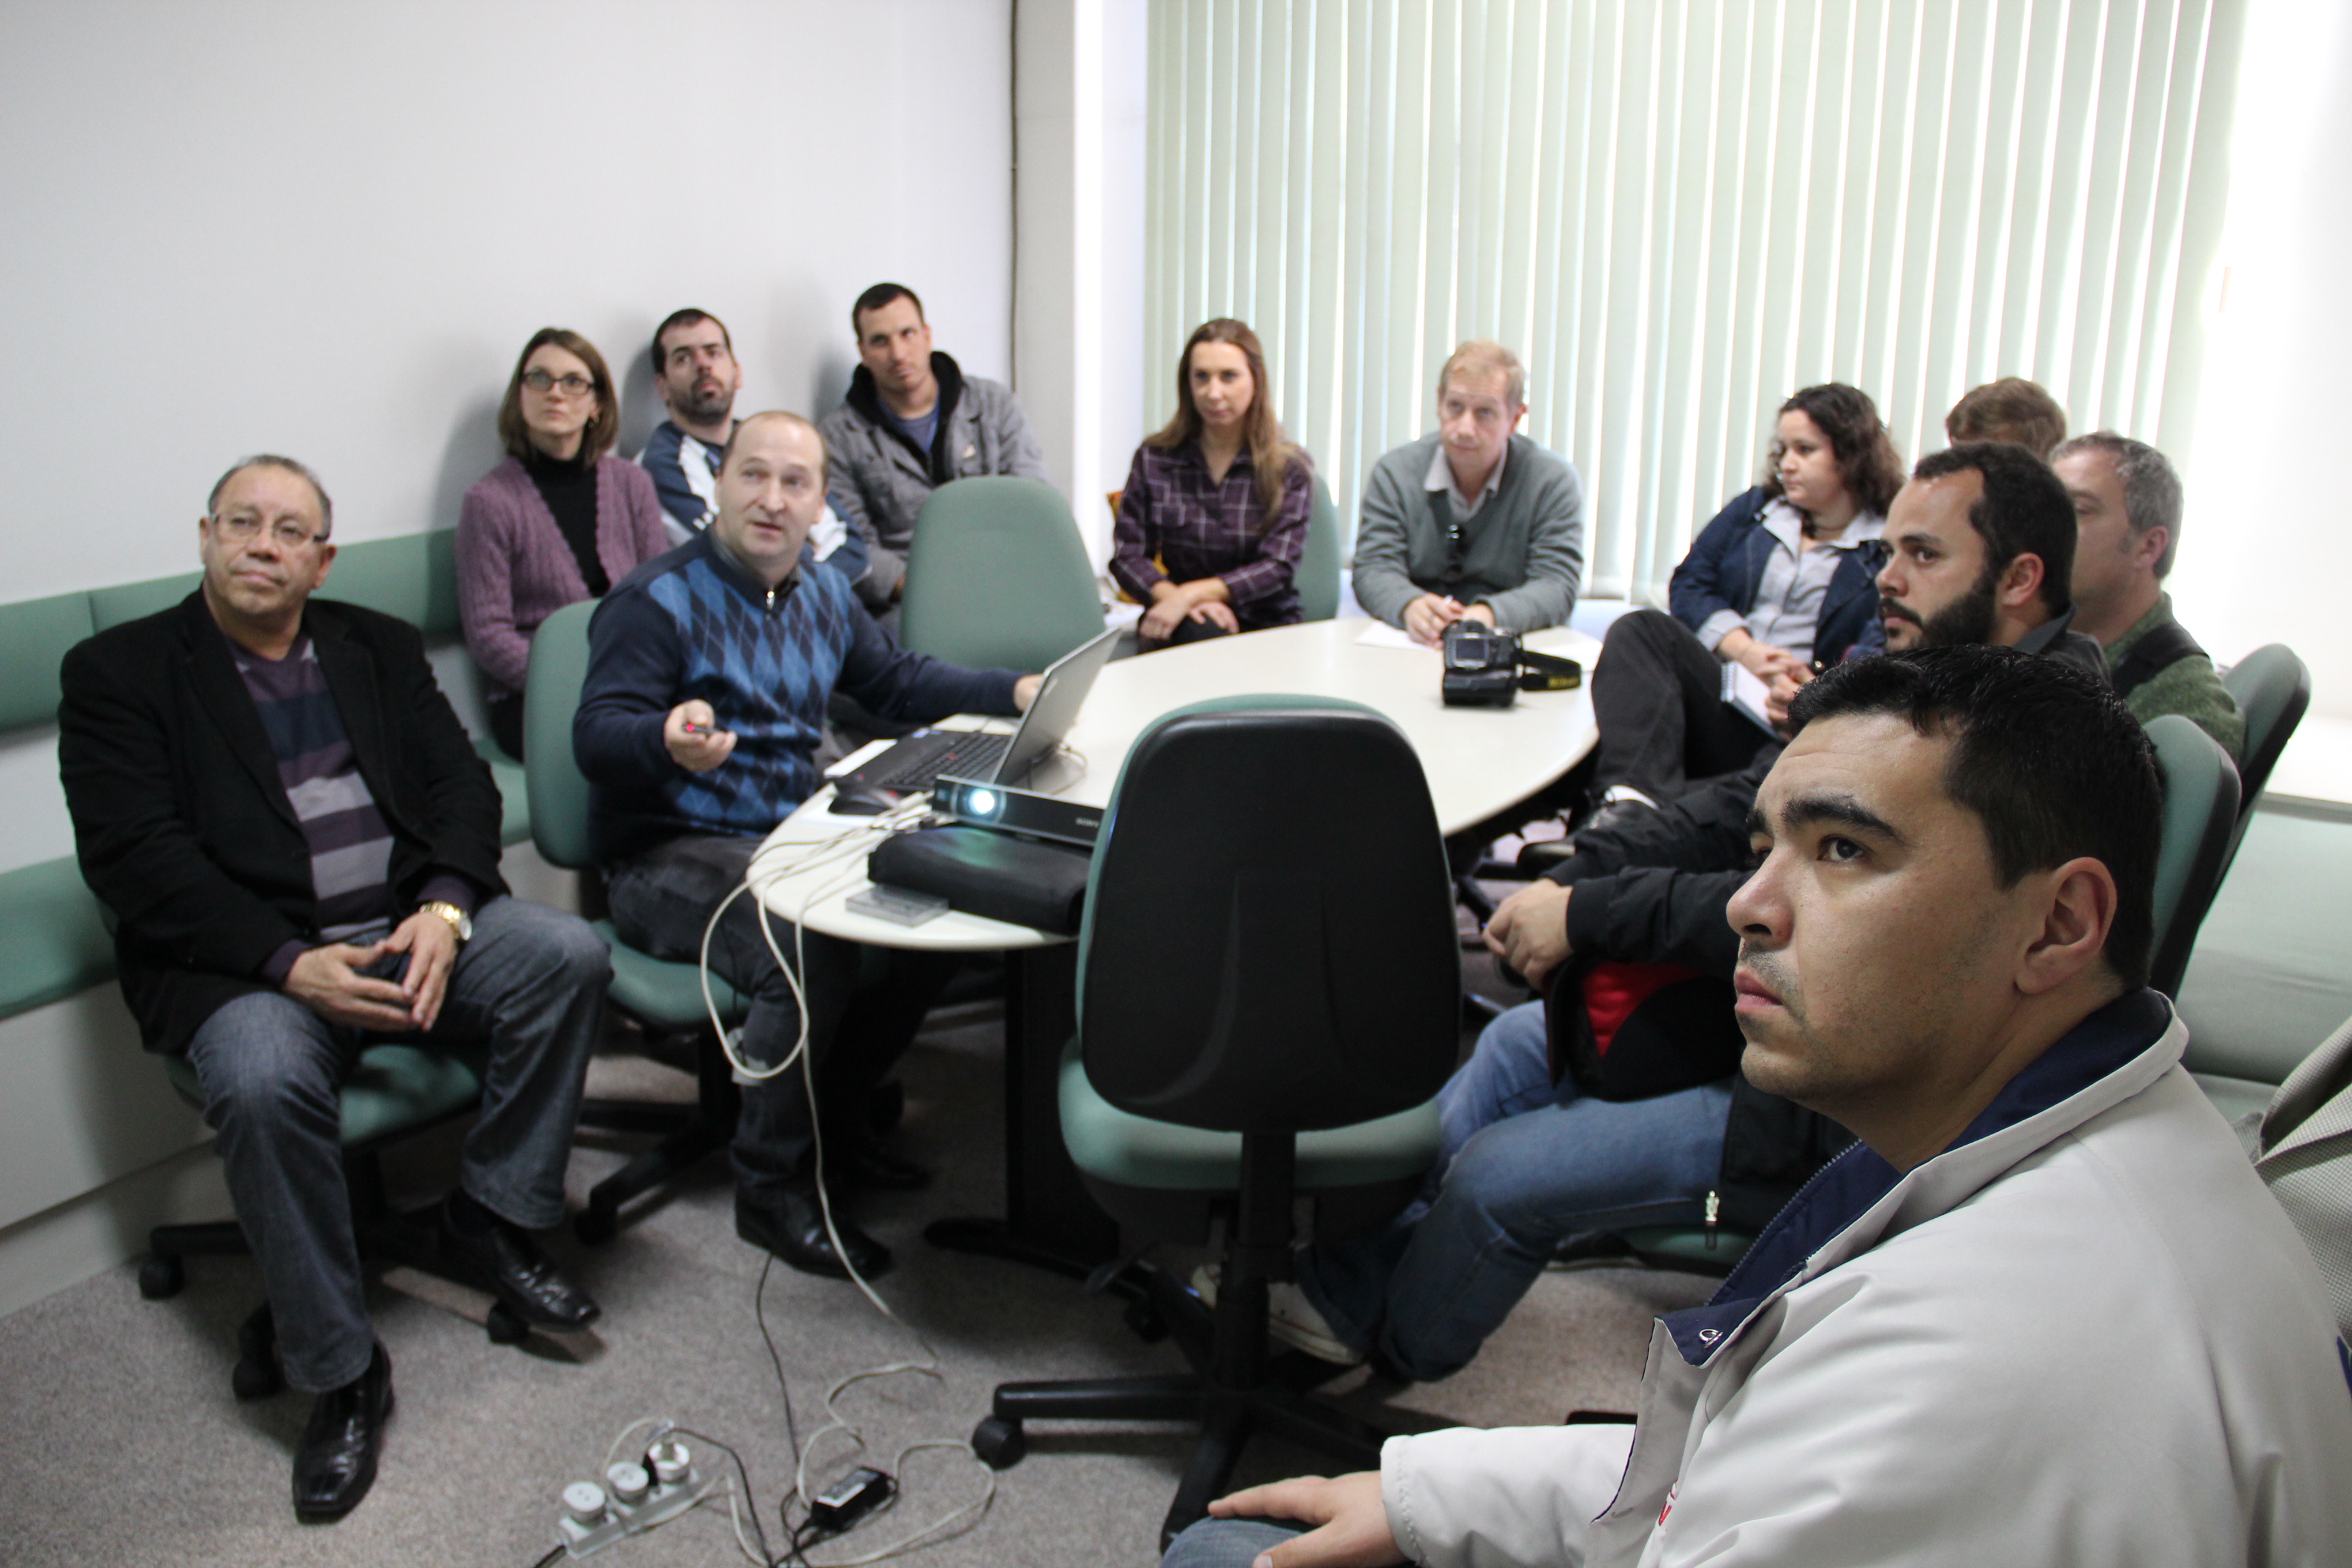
[1145,0,2238,601]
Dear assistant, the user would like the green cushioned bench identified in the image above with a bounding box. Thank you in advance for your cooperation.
[0,531,529,1026]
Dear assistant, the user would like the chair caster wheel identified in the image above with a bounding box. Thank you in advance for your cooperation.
[1123,1298,1169,1343]
[574,1209,616,1247]
[486,1304,530,1345]
[868,1078,906,1137]
[970,1415,1026,1470]
[138,1255,185,1300]
[231,1354,283,1401]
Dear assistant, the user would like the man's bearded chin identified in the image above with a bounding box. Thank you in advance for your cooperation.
[1916,575,1999,649]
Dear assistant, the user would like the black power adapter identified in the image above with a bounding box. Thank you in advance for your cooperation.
[808,1466,896,1533]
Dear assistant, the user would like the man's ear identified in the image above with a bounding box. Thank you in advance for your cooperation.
[1997,551,2046,612]
[2131,525,2170,576]
[1512,404,1529,433]
[2016,855,2117,996]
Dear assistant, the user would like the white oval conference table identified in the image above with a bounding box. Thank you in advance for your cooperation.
[742,615,1601,1265]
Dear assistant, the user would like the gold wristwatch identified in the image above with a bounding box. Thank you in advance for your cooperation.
[419,900,473,944]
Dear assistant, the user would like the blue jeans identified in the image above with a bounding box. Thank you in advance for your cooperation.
[1162,1518,1309,1567]
[606,834,956,1201]
[180,896,608,1392]
[1294,1000,1731,1382]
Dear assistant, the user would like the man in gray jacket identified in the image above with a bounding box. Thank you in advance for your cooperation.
[817,282,1051,615]
[1351,342,1586,644]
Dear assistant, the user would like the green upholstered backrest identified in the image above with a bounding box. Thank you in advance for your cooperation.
[1297,475,1342,623]
[88,572,201,632]
[0,858,119,1019]
[2222,643,2310,816]
[523,599,599,871]
[0,591,97,734]
[899,477,1104,671]
[2146,714,2242,997]
[318,532,462,640]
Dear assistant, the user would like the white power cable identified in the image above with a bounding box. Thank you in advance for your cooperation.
[691,802,1005,1563]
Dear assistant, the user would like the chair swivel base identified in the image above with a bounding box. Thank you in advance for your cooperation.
[970,1266,1382,1551]
[571,1027,745,1245]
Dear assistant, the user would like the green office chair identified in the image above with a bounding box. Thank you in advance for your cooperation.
[1296,476,1343,622]
[523,600,749,1245]
[970,696,1462,1550]
[899,477,1103,670]
[2221,644,2310,839]
[1610,711,2246,1279]
[140,1042,523,1398]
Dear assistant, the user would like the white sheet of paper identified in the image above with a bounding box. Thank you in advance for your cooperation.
[1354,621,1428,650]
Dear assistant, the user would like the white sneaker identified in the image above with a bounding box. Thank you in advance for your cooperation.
[1190,1264,1365,1366]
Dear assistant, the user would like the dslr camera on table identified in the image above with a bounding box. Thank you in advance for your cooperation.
[1440,621,1583,708]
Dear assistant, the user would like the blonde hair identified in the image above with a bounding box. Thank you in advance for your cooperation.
[1437,341,1526,409]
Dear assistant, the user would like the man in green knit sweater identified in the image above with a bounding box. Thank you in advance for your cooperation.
[2054,433,2244,762]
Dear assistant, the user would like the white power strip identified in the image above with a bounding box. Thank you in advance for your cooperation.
[555,1442,716,1558]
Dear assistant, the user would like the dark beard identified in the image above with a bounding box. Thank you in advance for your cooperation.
[1916,569,2000,649]
[677,382,733,423]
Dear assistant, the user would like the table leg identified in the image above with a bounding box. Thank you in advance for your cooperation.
[924,943,1122,1269]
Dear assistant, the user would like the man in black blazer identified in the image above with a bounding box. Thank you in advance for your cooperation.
[59,455,610,1523]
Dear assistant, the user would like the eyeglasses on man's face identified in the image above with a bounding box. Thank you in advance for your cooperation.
[212,513,323,549]
[523,369,595,397]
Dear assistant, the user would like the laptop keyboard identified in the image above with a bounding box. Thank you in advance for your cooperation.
[862,730,1014,791]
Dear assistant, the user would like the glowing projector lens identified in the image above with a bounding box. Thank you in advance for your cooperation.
[966,789,998,817]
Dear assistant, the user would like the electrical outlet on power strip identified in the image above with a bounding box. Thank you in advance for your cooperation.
[554,1441,715,1558]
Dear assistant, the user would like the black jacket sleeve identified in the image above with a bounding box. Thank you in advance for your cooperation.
[60,637,306,979]
[1543,751,1775,979]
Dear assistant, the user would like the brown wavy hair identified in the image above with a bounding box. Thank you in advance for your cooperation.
[1762,383,1905,519]
[496,327,620,463]
[1146,318,1300,514]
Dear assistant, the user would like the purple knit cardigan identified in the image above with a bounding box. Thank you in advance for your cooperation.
[455,455,671,699]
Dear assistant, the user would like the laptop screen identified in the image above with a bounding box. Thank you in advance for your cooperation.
[996,626,1122,783]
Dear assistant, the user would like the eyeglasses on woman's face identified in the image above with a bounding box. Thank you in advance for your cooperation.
[522,368,595,397]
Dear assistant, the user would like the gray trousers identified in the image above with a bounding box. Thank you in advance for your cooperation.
[605,834,956,1202]
[180,896,609,1392]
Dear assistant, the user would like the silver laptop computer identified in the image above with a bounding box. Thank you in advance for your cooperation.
[836,625,1121,797]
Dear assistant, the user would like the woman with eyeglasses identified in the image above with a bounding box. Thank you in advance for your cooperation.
[456,327,669,757]
[1110,318,1315,649]
[1582,382,1904,827]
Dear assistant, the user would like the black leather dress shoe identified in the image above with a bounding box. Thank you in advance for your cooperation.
[737,1184,894,1279]
[294,1341,393,1523]
[830,1141,932,1192]
[438,1201,601,1329]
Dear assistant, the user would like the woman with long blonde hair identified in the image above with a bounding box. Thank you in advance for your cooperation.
[1109,318,1315,647]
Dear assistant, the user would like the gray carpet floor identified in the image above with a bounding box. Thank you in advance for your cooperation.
[0,962,1713,1568]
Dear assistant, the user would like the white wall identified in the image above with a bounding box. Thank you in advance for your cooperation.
[0,0,1015,598]
[2174,0,2352,719]
[0,0,1016,1313]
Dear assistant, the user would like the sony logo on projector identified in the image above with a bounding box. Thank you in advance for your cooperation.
[932,774,1102,848]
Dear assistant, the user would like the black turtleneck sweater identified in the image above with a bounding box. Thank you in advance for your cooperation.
[522,447,608,596]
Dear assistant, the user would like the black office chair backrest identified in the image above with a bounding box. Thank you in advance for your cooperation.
[1078,696,1460,1134]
